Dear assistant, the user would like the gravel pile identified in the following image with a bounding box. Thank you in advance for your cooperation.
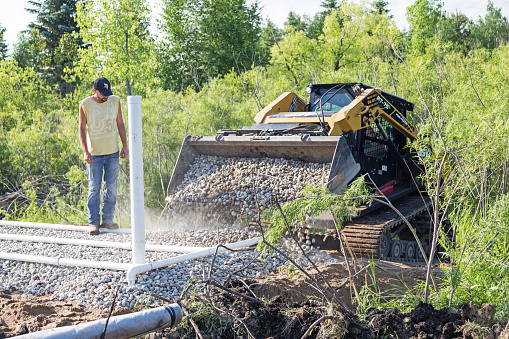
[0,225,340,310]
[167,155,330,221]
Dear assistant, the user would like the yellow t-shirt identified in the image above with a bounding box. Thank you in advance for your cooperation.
[80,95,120,156]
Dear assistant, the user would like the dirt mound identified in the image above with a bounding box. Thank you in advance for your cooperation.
[172,286,507,339]
[366,302,500,338]
[167,262,508,338]
[203,281,324,338]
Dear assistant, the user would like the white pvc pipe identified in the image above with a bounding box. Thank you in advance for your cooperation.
[127,237,261,285]
[16,304,182,339]
[0,237,261,284]
[0,220,132,234]
[0,233,207,253]
[128,95,146,265]
[0,252,130,271]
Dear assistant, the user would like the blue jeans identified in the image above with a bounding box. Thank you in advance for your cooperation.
[87,152,119,226]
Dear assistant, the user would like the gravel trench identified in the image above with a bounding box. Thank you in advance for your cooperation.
[0,155,338,310]
[0,225,339,310]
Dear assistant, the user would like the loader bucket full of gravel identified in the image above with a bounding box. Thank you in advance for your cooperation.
[166,154,331,224]
[164,134,349,226]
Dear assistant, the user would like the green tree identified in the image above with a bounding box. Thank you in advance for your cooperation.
[321,0,340,12]
[157,0,262,92]
[260,20,283,57]
[74,0,155,96]
[371,0,391,17]
[26,0,80,93]
[27,0,78,51]
[469,1,509,49]
[0,60,52,131]
[302,0,343,40]
[320,4,377,71]
[200,0,262,80]
[439,2,509,54]
[270,27,320,85]
[307,13,326,40]
[284,11,309,32]
[406,0,444,54]
[156,0,201,91]
[0,23,7,59]
[440,12,472,54]
[12,29,51,76]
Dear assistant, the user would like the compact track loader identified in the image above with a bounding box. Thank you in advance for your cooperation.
[167,83,433,262]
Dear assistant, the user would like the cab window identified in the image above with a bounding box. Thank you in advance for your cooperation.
[311,92,352,112]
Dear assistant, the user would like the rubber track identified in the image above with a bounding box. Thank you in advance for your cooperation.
[342,194,432,262]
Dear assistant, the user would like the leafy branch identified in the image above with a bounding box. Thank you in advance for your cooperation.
[260,175,372,250]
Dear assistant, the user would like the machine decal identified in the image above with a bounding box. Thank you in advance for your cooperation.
[394,112,416,135]
[360,110,380,127]
[376,95,390,110]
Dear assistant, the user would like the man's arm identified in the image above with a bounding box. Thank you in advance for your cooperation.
[116,100,128,159]
[79,104,93,164]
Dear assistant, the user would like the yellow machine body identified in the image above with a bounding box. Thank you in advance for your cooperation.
[255,88,418,141]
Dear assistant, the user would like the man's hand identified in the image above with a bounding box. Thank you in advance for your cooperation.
[84,151,93,164]
[120,147,128,159]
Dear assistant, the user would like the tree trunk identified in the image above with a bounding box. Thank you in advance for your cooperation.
[126,79,132,96]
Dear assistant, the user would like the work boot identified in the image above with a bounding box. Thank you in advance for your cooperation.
[89,225,100,235]
[100,222,119,230]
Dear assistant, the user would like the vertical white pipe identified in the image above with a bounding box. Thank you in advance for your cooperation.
[128,96,145,265]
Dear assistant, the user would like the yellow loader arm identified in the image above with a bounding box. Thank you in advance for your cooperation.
[328,88,418,140]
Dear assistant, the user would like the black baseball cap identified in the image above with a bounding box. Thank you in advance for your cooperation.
[93,77,113,96]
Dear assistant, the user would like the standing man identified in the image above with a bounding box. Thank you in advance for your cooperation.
[79,77,129,235]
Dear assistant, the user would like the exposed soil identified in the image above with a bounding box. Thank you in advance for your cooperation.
[1,260,508,338]
[0,294,131,337]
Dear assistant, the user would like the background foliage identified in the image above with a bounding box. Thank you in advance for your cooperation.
[1,0,509,319]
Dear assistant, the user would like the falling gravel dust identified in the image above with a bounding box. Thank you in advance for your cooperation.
[2,260,508,338]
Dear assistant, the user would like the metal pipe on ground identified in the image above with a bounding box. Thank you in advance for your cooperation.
[127,237,261,285]
[16,304,182,339]
[0,233,207,253]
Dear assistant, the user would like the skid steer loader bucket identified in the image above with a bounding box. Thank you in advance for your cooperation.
[327,137,361,194]
[167,135,361,196]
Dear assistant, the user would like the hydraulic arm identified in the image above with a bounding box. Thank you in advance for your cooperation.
[328,88,418,140]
